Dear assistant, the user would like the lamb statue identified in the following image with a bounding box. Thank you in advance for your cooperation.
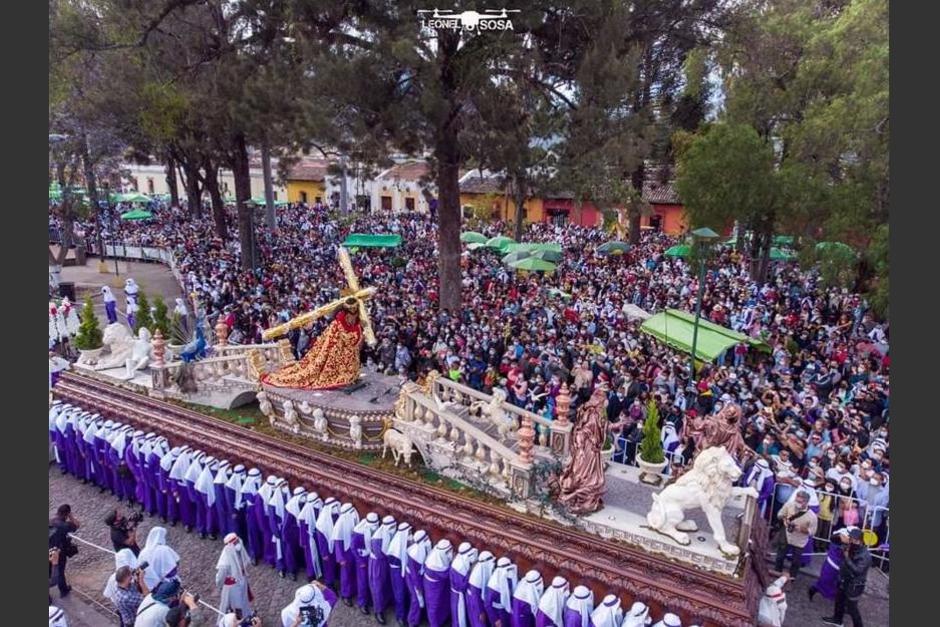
[124,327,153,379]
[469,388,516,437]
[349,415,363,449]
[93,323,136,371]
[382,427,414,467]
[645,445,759,557]
[312,408,328,439]
[282,400,300,434]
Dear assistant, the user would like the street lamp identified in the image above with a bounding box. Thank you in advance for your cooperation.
[689,226,720,383]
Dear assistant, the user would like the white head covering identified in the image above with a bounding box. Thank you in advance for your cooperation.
[49,605,69,627]
[590,594,623,627]
[468,551,495,590]
[102,548,138,603]
[330,502,360,552]
[387,522,412,565]
[285,487,307,518]
[102,286,116,302]
[353,513,380,557]
[174,298,188,315]
[183,452,204,484]
[280,584,332,627]
[537,576,570,627]
[486,557,518,610]
[257,475,277,504]
[451,542,478,576]
[406,530,432,572]
[565,586,594,627]
[195,458,217,506]
[425,538,454,573]
[315,498,341,547]
[267,478,287,520]
[160,447,180,473]
[652,613,682,627]
[372,515,397,556]
[298,492,323,538]
[513,570,544,615]
[213,460,231,484]
[621,601,653,627]
[110,428,129,458]
[235,468,261,509]
[216,533,250,582]
[125,278,139,294]
[169,448,193,482]
[138,527,180,589]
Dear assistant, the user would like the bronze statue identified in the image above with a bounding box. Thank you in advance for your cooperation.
[700,402,750,461]
[557,378,610,514]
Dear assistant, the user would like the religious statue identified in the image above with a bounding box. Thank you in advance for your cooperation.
[261,247,377,390]
[93,323,136,370]
[699,402,751,461]
[125,327,153,379]
[556,376,610,514]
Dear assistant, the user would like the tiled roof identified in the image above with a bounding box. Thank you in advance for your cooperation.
[460,176,505,194]
[643,178,680,204]
[378,160,430,181]
[287,158,330,182]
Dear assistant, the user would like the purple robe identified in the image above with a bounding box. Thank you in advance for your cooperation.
[335,533,357,601]
[813,542,844,600]
[316,531,337,586]
[187,479,207,535]
[243,498,264,563]
[76,432,94,482]
[351,531,371,610]
[369,536,393,615]
[105,300,117,323]
[251,493,275,566]
[388,556,409,623]
[147,452,166,518]
[466,583,488,627]
[284,512,305,577]
[174,476,195,529]
[52,428,68,474]
[484,588,512,627]
[126,447,145,504]
[450,566,472,627]
[562,608,589,627]
[511,598,536,627]
[213,483,230,535]
[424,566,450,627]
[95,436,115,492]
[406,555,426,627]
[63,423,80,476]
[108,447,129,501]
[158,465,178,523]
[299,520,320,580]
[535,608,560,627]
[225,486,243,539]
[140,451,156,513]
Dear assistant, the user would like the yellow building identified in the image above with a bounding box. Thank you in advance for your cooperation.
[286,159,329,205]
[459,175,545,223]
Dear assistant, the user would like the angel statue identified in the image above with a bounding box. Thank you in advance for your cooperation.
[261,246,377,390]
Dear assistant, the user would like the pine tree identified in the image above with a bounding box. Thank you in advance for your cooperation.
[638,399,665,464]
[152,296,170,337]
[134,291,153,334]
[74,297,103,350]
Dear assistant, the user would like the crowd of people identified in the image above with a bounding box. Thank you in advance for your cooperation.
[49,198,889,624]
[50,401,710,627]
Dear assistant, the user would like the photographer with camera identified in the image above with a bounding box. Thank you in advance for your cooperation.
[218,612,263,627]
[822,527,872,627]
[773,491,818,579]
[49,504,80,598]
[135,579,198,627]
[107,507,143,555]
[281,581,337,627]
[114,563,151,627]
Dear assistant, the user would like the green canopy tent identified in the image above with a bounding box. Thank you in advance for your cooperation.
[596,241,631,255]
[664,244,692,258]
[342,233,403,248]
[509,257,557,272]
[485,235,515,251]
[504,242,562,261]
[116,192,152,204]
[773,235,796,246]
[466,242,487,251]
[460,231,488,244]
[640,309,771,363]
[501,250,533,265]
[769,247,797,262]
[120,209,153,220]
[530,249,562,262]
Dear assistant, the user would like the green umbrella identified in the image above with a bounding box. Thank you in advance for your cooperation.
[505,242,562,254]
[116,192,151,203]
[251,197,267,205]
[120,209,153,220]
[501,250,533,265]
[485,235,515,251]
[531,249,562,262]
[774,235,796,246]
[509,257,557,272]
[664,244,692,258]
[596,241,631,255]
[460,231,488,244]
[466,242,486,251]
[769,247,797,262]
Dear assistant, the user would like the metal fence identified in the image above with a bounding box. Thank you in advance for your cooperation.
[611,434,688,475]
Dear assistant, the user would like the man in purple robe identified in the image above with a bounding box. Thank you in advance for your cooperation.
[405,530,432,627]
[94,421,117,494]
[511,570,544,627]
[315,497,341,587]
[109,426,134,503]
[331,502,361,602]
[49,402,67,474]
[236,468,262,562]
[184,451,207,535]
[351,512,380,615]
[71,412,91,483]
[169,447,195,532]
[159,447,181,525]
[125,430,145,504]
[252,476,278,567]
[387,522,413,627]
[535,576,569,627]
[136,433,157,512]
[298,492,323,579]
[195,456,220,539]
[223,465,246,537]
[212,460,233,535]
[284,487,309,581]
[423,539,453,627]
[484,557,518,627]
[466,551,494,627]
[84,415,105,488]
[449,542,478,627]
[562,586,593,627]
[148,438,170,520]
[809,528,852,602]
[369,515,397,624]
[266,479,288,575]
[62,409,81,477]
[743,458,776,517]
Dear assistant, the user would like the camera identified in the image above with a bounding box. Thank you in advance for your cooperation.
[237,611,260,627]
[134,560,149,575]
[299,605,324,627]
[127,510,144,526]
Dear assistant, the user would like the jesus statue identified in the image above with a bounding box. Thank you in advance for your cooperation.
[263,298,365,389]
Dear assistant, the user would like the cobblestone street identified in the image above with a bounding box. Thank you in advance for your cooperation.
[49,466,379,627]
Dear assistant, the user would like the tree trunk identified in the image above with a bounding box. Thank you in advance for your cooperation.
[512,174,527,242]
[628,163,646,244]
[181,161,203,219]
[231,133,256,271]
[261,140,276,229]
[54,160,75,265]
[203,159,228,241]
[80,136,103,259]
[165,153,180,207]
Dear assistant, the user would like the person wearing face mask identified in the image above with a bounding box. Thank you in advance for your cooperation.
[822,528,871,627]
[773,491,817,579]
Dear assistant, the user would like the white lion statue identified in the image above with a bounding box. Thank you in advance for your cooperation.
[645,446,758,557]
[469,388,515,437]
[92,323,135,370]
[124,327,152,379]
